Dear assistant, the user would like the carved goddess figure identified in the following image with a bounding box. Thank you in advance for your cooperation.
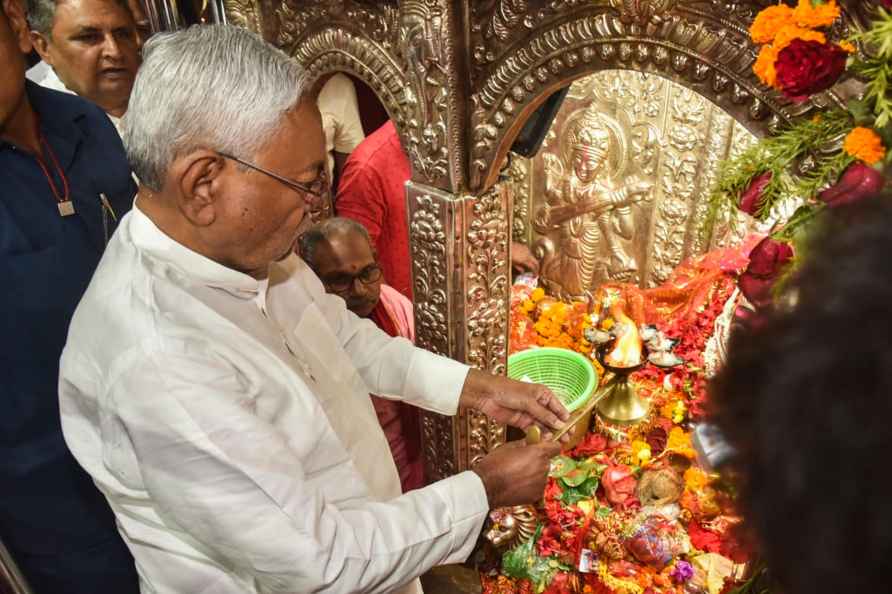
[536,107,651,297]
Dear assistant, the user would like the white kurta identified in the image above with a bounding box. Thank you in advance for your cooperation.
[58,205,489,594]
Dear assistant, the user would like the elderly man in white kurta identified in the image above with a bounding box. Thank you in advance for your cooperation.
[58,25,567,594]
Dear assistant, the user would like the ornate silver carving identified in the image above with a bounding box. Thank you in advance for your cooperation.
[520,71,755,296]
[222,0,262,34]
[409,192,450,356]
[467,1,852,191]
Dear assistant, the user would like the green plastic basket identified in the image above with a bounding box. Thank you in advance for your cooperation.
[507,347,598,413]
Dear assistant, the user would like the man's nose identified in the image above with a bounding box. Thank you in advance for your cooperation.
[102,34,123,60]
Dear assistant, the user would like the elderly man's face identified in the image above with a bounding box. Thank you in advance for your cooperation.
[214,100,327,278]
[0,0,31,131]
[32,0,139,117]
[313,232,382,318]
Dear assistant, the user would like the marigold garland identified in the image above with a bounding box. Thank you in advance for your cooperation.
[843,126,887,165]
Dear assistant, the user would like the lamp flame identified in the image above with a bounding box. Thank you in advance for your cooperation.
[605,309,643,368]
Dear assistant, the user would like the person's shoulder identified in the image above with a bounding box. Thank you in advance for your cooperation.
[346,121,401,165]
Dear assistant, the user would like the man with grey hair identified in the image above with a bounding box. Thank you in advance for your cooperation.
[59,24,567,594]
[29,0,141,129]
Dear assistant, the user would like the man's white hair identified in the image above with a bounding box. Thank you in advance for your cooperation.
[122,24,306,191]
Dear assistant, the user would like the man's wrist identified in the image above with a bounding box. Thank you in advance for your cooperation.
[458,369,484,411]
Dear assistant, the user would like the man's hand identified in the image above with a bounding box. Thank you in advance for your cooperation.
[473,440,562,508]
[510,242,539,275]
[459,369,569,437]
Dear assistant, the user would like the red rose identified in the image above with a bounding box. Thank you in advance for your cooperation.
[738,237,793,309]
[775,39,847,103]
[738,171,772,215]
[819,162,885,208]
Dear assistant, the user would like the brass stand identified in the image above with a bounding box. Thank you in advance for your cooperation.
[595,348,649,425]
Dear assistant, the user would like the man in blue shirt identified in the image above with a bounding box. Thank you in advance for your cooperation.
[0,0,138,591]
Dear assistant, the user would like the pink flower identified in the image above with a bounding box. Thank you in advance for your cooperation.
[819,162,885,208]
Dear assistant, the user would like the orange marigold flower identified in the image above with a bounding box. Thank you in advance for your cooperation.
[774,24,826,51]
[838,40,855,53]
[844,127,886,165]
[749,3,795,44]
[793,0,840,29]
[530,287,546,302]
[753,44,780,88]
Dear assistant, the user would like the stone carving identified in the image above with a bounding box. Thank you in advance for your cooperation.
[534,104,652,298]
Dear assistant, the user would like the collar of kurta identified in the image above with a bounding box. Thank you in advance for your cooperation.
[130,203,266,300]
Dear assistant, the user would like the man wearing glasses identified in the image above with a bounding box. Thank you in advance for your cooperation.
[300,217,425,493]
[58,25,567,594]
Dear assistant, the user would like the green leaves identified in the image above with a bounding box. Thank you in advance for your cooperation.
[551,457,606,505]
[501,525,570,593]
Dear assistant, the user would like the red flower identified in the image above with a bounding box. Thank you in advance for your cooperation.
[537,524,565,557]
[738,237,794,309]
[738,171,772,215]
[819,162,885,208]
[542,572,573,594]
[601,464,639,508]
[687,521,723,553]
[571,433,608,457]
[775,39,847,102]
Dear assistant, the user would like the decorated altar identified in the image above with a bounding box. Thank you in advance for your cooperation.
[481,240,761,594]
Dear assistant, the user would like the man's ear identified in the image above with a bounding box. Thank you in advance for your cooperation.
[30,30,51,64]
[174,150,225,227]
[4,0,34,55]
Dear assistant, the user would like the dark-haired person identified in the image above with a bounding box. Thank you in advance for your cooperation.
[0,0,138,592]
[300,217,425,492]
[29,0,141,131]
[710,194,892,594]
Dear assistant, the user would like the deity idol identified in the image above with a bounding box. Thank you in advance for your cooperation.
[536,107,652,297]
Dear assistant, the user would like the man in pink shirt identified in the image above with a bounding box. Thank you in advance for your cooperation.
[336,120,538,300]
[299,217,424,491]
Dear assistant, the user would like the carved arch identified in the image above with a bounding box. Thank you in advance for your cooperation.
[286,28,414,144]
[468,4,853,192]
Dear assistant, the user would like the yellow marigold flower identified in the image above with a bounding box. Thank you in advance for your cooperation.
[666,427,695,458]
[632,440,652,465]
[774,24,826,51]
[672,400,687,424]
[521,299,535,313]
[530,287,546,302]
[838,40,855,53]
[660,401,677,420]
[684,466,710,492]
[749,3,795,44]
[844,127,886,165]
[793,0,840,29]
[753,44,781,88]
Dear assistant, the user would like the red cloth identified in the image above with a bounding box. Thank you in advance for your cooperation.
[335,121,414,300]
[368,285,424,491]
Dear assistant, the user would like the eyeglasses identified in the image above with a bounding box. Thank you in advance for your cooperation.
[218,152,329,206]
[322,265,383,294]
